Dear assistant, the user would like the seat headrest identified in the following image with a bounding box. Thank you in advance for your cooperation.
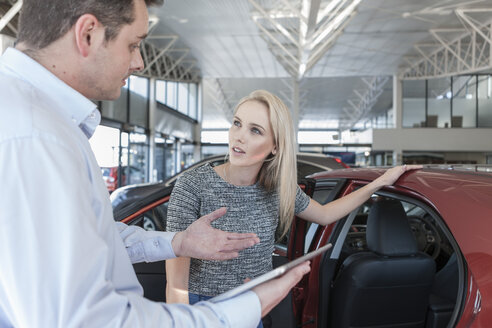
[366,199,418,256]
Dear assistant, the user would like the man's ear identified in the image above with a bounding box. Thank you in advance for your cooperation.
[74,14,103,57]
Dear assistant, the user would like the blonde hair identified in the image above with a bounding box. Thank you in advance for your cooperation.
[232,90,297,239]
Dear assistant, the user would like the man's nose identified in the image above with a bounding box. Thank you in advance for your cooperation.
[131,48,145,72]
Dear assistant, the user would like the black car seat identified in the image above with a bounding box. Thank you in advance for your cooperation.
[330,199,436,328]
[426,253,459,328]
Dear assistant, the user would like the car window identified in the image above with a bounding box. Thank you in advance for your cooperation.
[299,179,346,253]
[297,162,329,180]
[339,196,455,269]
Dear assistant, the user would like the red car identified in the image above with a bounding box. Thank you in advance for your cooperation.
[115,166,492,328]
[102,166,143,193]
[288,167,492,328]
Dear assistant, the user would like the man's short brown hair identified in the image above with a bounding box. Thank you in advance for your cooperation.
[17,0,163,50]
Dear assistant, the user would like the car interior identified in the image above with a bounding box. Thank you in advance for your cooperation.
[330,199,436,328]
[314,191,464,328]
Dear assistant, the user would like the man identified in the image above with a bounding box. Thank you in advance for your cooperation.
[0,0,311,327]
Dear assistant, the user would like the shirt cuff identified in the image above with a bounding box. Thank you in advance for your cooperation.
[116,222,178,263]
[213,291,261,327]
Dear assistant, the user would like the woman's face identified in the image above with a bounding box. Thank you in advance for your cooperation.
[228,100,276,168]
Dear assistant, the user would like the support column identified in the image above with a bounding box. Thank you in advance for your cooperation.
[148,78,157,182]
[392,148,403,166]
[392,75,403,165]
[292,79,300,150]
[176,140,182,174]
[193,126,202,162]
[392,74,403,129]
[193,82,203,162]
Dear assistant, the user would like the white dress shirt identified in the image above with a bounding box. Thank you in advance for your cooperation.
[0,48,261,328]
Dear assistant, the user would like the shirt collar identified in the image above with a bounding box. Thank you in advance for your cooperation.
[1,48,100,138]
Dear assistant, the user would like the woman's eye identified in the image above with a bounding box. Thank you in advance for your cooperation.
[251,128,261,135]
[233,120,241,127]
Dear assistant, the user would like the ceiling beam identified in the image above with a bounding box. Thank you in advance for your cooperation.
[400,9,492,80]
[249,0,361,80]
[340,76,389,130]
[0,0,22,33]
[141,36,177,75]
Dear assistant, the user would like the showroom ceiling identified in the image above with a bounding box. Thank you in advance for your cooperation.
[147,0,492,131]
[1,0,492,132]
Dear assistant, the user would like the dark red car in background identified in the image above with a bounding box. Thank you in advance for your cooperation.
[102,166,143,193]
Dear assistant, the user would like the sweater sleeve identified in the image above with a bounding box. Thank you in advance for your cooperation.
[294,184,311,214]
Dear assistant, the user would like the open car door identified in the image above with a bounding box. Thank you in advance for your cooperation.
[267,178,346,328]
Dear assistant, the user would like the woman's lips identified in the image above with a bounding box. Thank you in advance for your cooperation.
[232,146,245,154]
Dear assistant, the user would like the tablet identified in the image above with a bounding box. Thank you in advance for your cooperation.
[209,243,332,303]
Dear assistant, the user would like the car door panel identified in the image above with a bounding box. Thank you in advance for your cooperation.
[268,179,346,328]
[133,260,167,302]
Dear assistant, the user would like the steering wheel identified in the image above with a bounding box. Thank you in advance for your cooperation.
[408,215,441,259]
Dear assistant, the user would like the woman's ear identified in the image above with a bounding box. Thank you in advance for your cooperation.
[272,148,277,155]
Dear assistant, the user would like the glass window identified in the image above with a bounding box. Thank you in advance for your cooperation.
[427,78,451,128]
[155,136,166,182]
[452,76,476,128]
[478,75,492,127]
[129,76,148,98]
[89,125,121,167]
[119,131,129,189]
[129,76,148,128]
[189,83,198,119]
[178,83,189,115]
[166,81,177,109]
[128,132,148,185]
[101,84,128,122]
[201,130,229,144]
[181,144,196,170]
[165,139,177,178]
[298,131,339,144]
[156,80,166,104]
[402,80,426,128]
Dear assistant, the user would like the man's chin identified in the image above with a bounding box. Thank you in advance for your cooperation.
[91,89,122,101]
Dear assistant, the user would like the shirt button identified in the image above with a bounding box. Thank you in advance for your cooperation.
[153,241,159,247]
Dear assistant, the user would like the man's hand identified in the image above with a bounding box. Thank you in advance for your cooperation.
[252,261,311,317]
[172,207,260,260]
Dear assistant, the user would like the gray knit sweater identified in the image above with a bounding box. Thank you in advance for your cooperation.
[166,163,310,296]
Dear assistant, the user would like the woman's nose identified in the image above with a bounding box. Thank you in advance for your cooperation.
[235,129,246,143]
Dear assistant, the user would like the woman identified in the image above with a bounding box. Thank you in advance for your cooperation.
[165,90,420,318]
